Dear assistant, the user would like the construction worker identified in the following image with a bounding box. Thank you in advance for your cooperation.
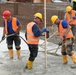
[2,10,22,59]
[64,6,76,44]
[64,6,75,21]
[51,15,76,64]
[25,12,47,69]
[72,0,76,11]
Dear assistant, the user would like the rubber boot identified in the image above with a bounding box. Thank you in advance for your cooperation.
[62,55,68,64]
[17,50,20,58]
[71,54,76,63]
[26,60,33,69]
[9,49,13,59]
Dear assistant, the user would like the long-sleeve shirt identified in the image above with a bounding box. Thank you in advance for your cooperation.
[32,21,42,37]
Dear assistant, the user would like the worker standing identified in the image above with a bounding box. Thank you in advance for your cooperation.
[2,10,22,59]
[64,6,76,44]
[64,6,75,22]
[25,12,47,69]
[72,0,76,11]
[51,15,76,64]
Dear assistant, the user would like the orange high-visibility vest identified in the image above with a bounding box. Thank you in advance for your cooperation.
[59,21,73,40]
[65,10,75,21]
[26,22,39,44]
[69,19,76,25]
[5,17,18,34]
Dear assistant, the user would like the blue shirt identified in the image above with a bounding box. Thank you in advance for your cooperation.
[32,21,42,37]
[3,19,20,34]
[62,20,68,28]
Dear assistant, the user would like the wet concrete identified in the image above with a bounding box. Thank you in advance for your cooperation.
[0,43,76,75]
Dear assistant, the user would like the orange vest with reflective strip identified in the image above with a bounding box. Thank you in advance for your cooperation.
[59,21,73,40]
[5,17,18,34]
[65,10,75,21]
[69,19,76,25]
[26,22,39,44]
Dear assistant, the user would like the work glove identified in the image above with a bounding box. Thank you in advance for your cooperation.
[42,28,47,33]
[58,42,62,46]
[63,35,66,39]
[1,35,5,40]
[73,16,76,19]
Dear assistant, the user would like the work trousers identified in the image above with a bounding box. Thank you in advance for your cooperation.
[28,44,38,61]
[73,2,76,11]
[7,35,21,50]
[61,38,73,56]
[71,25,76,44]
[71,25,76,36]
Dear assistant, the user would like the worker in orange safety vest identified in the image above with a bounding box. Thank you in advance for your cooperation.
[64,6,76,44]
[51,15,76,64]
[25,12,47,69]
[1,10,22,59]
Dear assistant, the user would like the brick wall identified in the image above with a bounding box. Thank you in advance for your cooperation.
[0,2,71,30]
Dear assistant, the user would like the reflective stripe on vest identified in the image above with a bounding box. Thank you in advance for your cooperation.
[5,19,8,34]
[5,17,18,34]
[59,21,73,40]
[65,10,75,21]
[26,22,39,44]
[12,17,18,32]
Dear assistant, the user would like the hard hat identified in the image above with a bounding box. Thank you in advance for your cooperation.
[66,6,72,12]
[51,15,58,23]
[34,12,42,21]
[3,10,11,18]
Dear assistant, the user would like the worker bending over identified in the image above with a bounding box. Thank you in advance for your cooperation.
[51,15,76,64]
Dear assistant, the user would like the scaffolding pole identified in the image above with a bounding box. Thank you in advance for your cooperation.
[44,0,47,69]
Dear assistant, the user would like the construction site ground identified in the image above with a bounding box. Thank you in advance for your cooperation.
[0,27,76,75]
[0,1,76,75]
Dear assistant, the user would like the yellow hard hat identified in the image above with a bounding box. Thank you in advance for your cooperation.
[66,6,72,12]
[51,15,58,23]
[34,12,42,20]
